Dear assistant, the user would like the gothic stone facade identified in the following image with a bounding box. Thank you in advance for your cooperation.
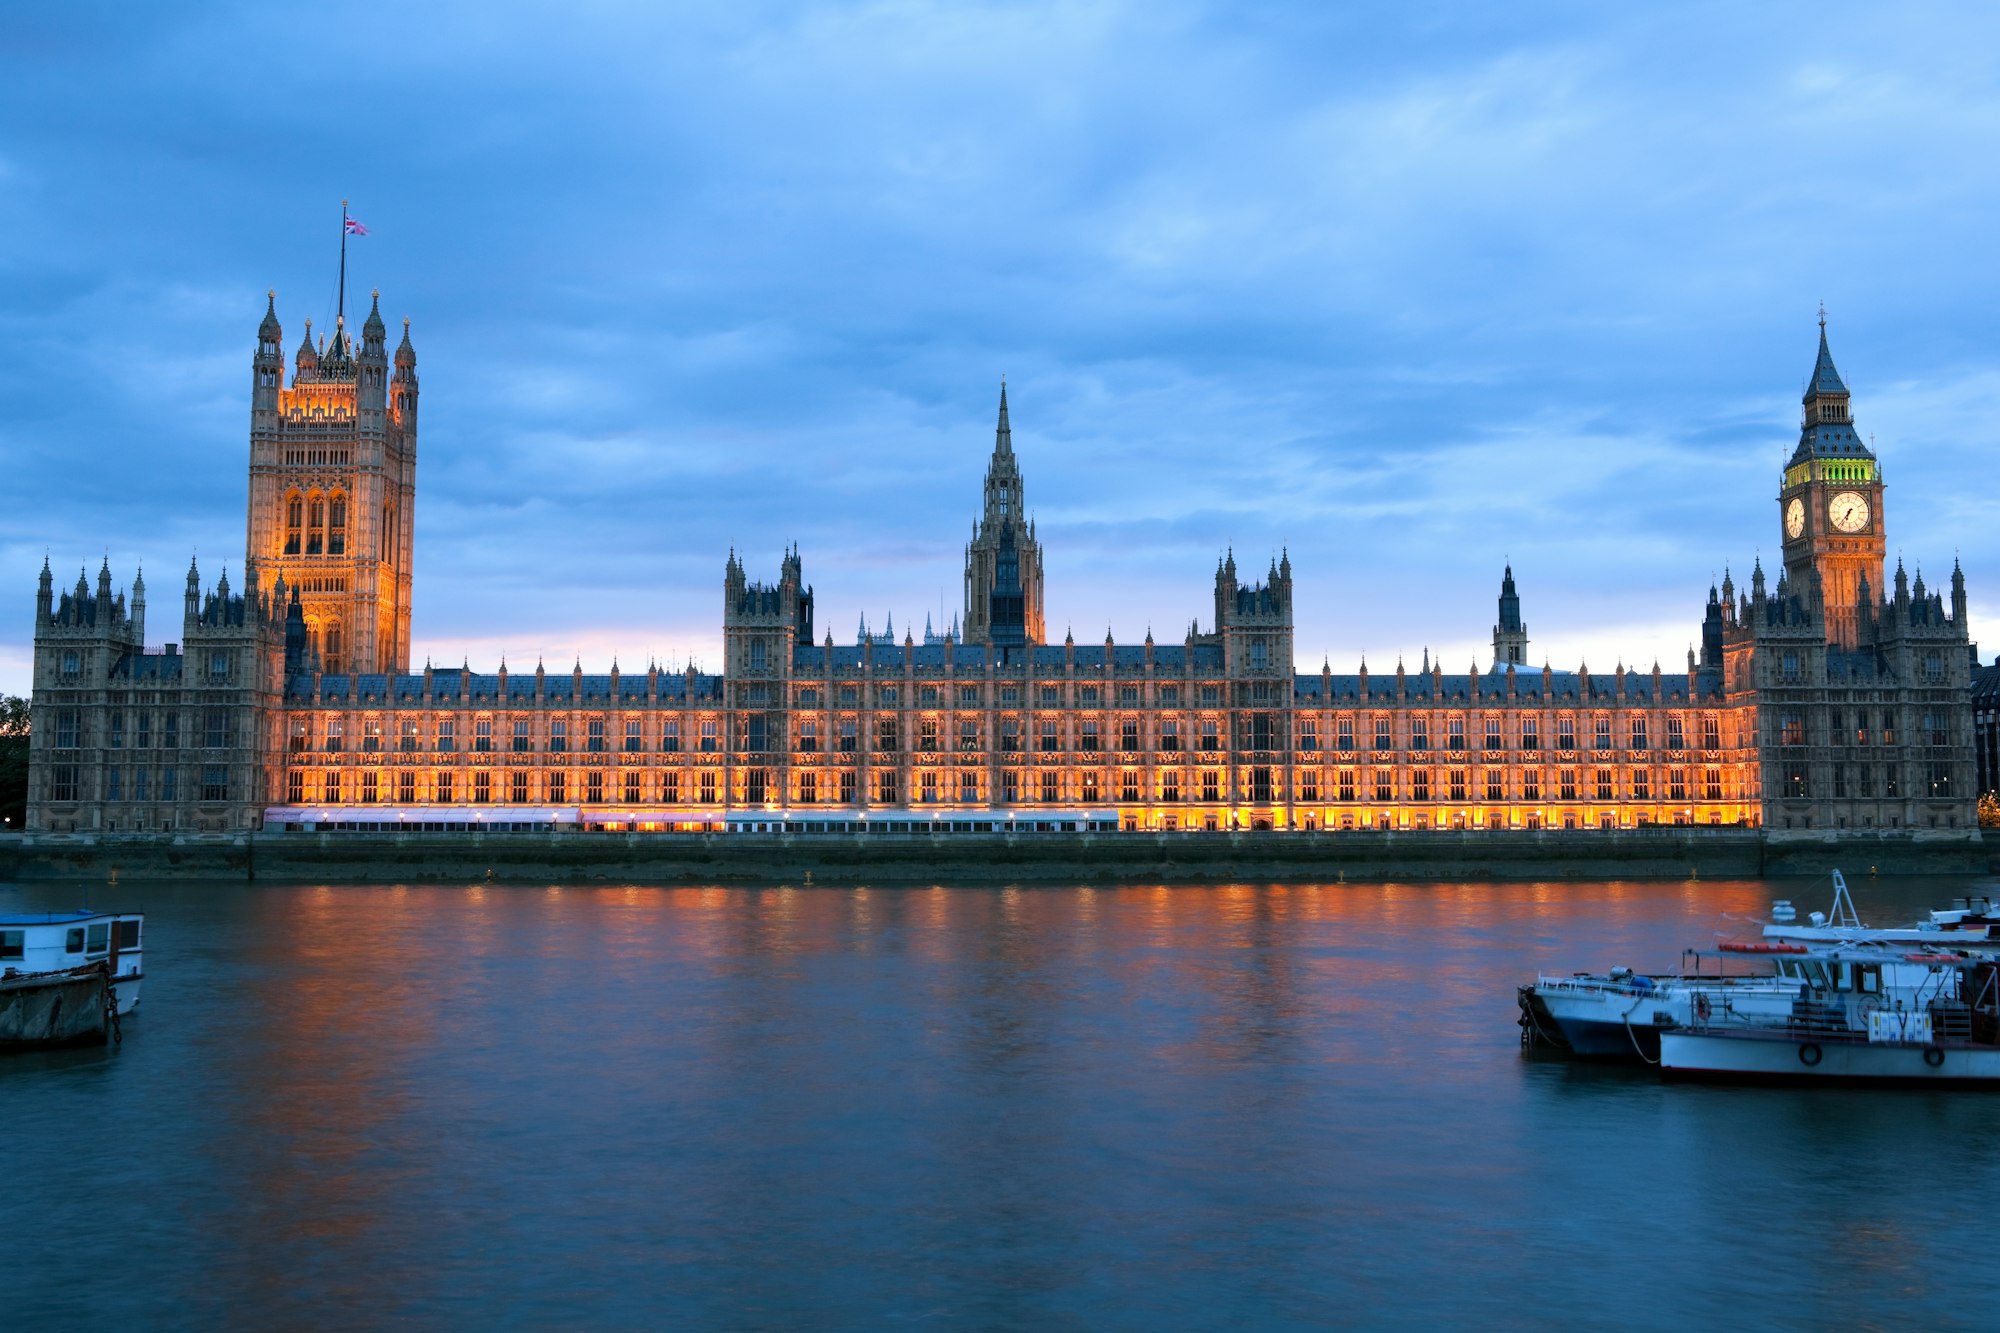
[24,307,1980,836]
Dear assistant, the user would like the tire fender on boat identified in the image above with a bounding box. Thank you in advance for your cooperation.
[1923,1046,1946,1068]
[1798,1042,1823,1067]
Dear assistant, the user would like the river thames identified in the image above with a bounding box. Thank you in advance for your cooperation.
[4,875,1997,1329]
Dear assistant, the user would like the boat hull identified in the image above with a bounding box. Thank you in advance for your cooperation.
[1549,1016,1663,1060]
[1530,980,1803,1061]
[0,969,114,1048]
[1660,1031,2000,1086]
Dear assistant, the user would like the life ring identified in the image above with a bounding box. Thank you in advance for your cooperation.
[1923,1046,1946,1068]
[1798,1042,1823,1067]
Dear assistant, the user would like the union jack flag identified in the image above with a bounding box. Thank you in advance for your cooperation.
[344,217,369,236]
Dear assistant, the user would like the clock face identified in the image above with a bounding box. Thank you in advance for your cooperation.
[1828,491,1870,533]
[1784,497,1805,539]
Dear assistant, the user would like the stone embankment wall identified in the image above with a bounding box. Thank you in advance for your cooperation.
[1,829,1992,884]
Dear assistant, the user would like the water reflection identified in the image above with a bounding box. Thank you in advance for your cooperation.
[2,875,1996,1326]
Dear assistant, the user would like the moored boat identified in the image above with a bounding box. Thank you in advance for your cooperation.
[0,965,119,1047]
[1522,870,2000,1064]
[1520,960,1805,1061]
[1759,870,1999,949]
[0,911,145,1049]
[1659,946,2000,1086]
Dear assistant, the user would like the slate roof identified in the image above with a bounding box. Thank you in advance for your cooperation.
[1805,327,1848,399]
[288,670,725,704]
[1292,669,1714,704]
[109,651,185,682]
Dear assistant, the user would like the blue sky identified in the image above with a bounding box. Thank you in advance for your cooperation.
[3,1,1997,693]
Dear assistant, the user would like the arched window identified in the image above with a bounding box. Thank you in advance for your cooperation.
[324,622,343,674]
[284,494,303,554]
[307,495,325,554]
[328,494,347,555]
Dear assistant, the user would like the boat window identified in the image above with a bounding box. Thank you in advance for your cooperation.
[1858,965,1881,994]
[87,924,109,954]
[67,928,85,953]
[116,921,141,948]
[0,931,22,960]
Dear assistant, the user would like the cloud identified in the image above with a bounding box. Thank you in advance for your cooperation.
[4,1,2000,694]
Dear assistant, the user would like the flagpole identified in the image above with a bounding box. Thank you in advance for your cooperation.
[338,198,349,326]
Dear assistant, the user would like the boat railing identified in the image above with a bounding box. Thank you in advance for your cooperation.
[1681,987,1796,1032]
[1531,972,1773,998]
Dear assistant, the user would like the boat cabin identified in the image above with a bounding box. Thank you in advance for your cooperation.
[0,911,145,989]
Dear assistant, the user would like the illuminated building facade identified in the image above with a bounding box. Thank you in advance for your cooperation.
[23,304,1981,836]
[246,289,418,677]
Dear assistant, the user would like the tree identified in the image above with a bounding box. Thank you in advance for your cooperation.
[0,695,26,831]
[1980,791,2000,830]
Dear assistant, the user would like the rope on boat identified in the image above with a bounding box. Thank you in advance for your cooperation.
[1621,994,1661,1066]
[1623,1013,1660,1065]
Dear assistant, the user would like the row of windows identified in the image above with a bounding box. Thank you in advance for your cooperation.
[46,765,227,803]
[1774,710,1952,747]
[291,768,727,806]
[278,493,403,564]
[282,711,1737,756]
[1774,649,1948,682]
[1776,764,1957,799]
[50,709,228,750]
[741,680,1238,706]
[283,491,349,556]
[292,715,730,754]
[286,765,1739,807]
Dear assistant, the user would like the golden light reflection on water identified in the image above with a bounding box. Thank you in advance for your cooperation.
[204,876,1966,1220]
[14,871,1991,1325]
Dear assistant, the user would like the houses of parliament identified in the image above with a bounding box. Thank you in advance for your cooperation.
[22,288,1982,838]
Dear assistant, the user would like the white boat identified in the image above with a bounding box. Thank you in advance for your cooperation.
[1659,945,2000,1085]
[1760,871,1999,949]
[1521,955,1807,1060]
[0,910,145,1048]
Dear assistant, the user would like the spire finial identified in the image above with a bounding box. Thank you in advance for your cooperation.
[993,380,1013,457]
[1818,300,1826,332]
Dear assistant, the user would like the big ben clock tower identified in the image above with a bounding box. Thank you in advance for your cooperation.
[1778,313,1884,649]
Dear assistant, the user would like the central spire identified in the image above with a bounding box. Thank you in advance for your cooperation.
[980,381,1023,529]
[963,382,1044,647]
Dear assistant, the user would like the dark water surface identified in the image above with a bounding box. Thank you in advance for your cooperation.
[5,874,1999,1330]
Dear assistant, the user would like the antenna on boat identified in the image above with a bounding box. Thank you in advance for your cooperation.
[1828,868,1861,930]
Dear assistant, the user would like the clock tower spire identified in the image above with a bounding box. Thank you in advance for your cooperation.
[1778,312,1884,649]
